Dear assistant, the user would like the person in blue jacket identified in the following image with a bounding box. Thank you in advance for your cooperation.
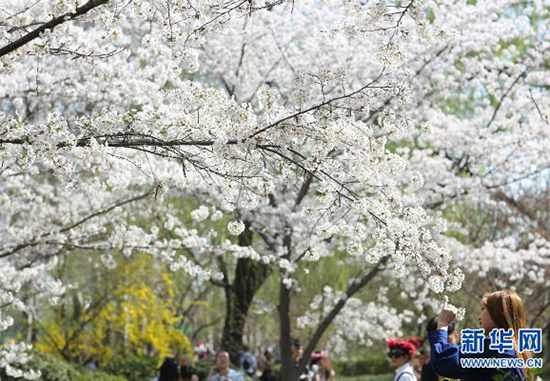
[428,290,532,381]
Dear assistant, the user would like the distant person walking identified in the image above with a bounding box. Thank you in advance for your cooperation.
[208,350,245,381]
[258,354,277,381]
[294,338,312,381]
[240,345,257,378]
[310,351,335,381]
[156,357,199,381]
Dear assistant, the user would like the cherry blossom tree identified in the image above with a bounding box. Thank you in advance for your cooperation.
[1,0,549,379]
[444,185,550,362]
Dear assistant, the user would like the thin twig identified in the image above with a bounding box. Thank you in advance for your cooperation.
[0,0,109,58]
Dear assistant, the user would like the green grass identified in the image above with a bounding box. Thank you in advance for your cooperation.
[337,364,550,380]
[337,367,550,380]
[534,366,550,380]
[338,374,394,381]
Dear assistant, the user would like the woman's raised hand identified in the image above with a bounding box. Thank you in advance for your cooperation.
[437,304,457,330]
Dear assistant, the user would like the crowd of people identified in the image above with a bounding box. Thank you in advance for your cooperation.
[153,290,535,381]
[153,339,334,381]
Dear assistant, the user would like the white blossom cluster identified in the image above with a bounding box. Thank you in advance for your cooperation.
[446,234,550,293]
[328,299,416,354]
[297,286,415,354]
[0,342,40,380]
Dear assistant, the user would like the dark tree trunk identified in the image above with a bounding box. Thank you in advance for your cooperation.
[220,223,271,364]
[221,257,270,364]
[278,276,299,381]
[278,255,389,381]
[545,322,550,364]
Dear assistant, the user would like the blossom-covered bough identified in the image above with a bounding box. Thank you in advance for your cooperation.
[1,0,549,379]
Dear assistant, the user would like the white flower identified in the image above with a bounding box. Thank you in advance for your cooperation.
[100,253,117,269]
[6,365,23,378]
[282,277,293,289]
[24,370,42,380]
[446,268,464,292]
[304,249,320,262]
[411,172,424,189]
[428,275,445,294]
[0,315,14,331]
[191,205,210,221]
[346,242,364,256]
[211,210,224,221]
[227,220,245,235]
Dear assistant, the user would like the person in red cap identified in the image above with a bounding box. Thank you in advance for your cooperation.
[387,338,419,381]
[309,351,335,381]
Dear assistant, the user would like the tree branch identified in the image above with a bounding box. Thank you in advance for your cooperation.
[488,69,528,131]
[0,0,109,58]
[248,68,386,139]
[0,187,155,259]
[293,171,314,210]
[298,254,390,373]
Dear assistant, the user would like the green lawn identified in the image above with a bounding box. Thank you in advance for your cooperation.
[334,368,550,381]
[337,367,550,381]
[534,366,550,380]
[338,374,394,381]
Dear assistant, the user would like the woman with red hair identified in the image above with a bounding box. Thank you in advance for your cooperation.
[428,290,531,380]
[387,338,418,381]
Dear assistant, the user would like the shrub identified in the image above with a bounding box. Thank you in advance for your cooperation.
[191,355,215,380]
[332,356,392,376]
[0,350,80,381]
[104,355,158,381]
[338,374,394,381]
[74,367,127,381]
[533,365,550,380]
[0,350,125,381]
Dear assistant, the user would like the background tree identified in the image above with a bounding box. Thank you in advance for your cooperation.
[1,0,549,379]
[33,252,194,367]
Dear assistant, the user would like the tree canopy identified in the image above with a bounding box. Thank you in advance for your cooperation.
[1,0,549,379]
